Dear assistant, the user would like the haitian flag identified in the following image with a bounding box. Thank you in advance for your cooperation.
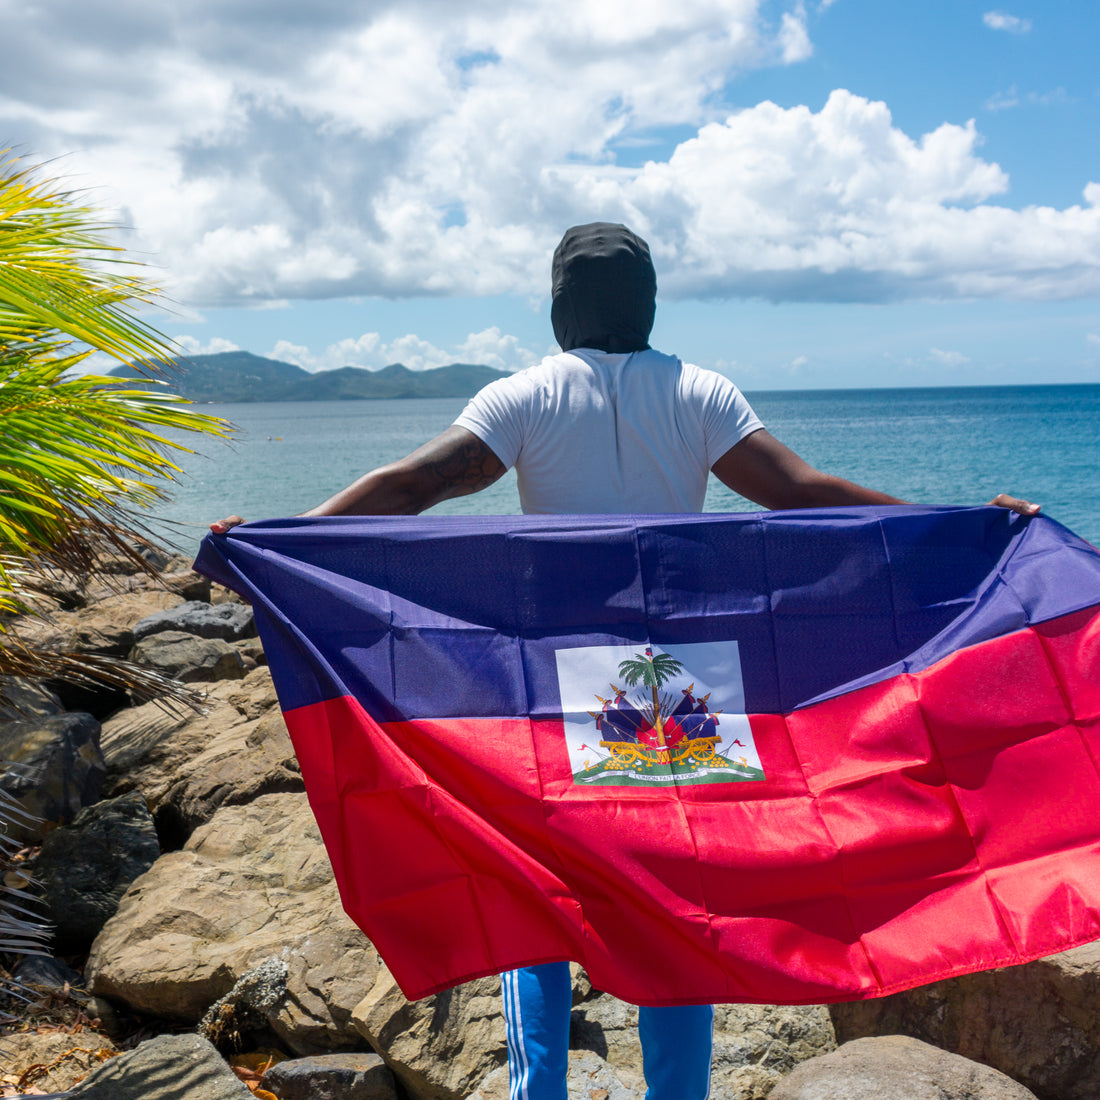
[194,507,1100,1006]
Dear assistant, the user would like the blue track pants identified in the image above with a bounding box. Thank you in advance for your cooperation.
[501,963,713,1100]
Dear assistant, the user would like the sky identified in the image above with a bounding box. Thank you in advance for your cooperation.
[2,0,1099,390]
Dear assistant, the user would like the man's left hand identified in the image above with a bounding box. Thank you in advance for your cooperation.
[988,494,1040,516]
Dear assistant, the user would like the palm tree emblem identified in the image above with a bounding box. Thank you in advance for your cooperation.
[617,648,684,748]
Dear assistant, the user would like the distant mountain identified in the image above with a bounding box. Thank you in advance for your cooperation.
[109,351,511,402]
[110,351,309,402]
[278,361,510,401]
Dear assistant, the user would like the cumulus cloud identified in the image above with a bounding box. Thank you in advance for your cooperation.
[1087,333,1100,347]
[779,5,813,63]
[3,2,1097,307]
[267,326,542,373]
[171,335,241,356]
[983,11,1032,33]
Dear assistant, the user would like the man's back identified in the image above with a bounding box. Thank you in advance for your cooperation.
[455,347,761,514]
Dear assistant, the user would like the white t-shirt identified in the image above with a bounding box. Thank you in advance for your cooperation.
[454,348,763,514]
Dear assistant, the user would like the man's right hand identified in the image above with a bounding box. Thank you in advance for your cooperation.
[210,515,245,534]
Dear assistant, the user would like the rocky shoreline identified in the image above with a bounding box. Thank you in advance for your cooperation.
[1,555,1097,1098]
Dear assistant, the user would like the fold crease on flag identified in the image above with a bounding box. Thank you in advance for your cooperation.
[195,506,1100,1005]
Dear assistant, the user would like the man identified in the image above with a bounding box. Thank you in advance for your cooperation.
[213,222,1036,1100]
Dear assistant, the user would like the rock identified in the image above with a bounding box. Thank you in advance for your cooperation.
[0,676,64,719]
[711,1003,837,1099]
[68,1033,252,1099]
[99,672,299,847]
[37,790,161,951]
[233,637,268,667]
[99,667,280,800]
[14,589,180,657]
[0,711,104,842]
[99,696,209,806]
[471,1049,639,1100]
[768,1035,1039,1099]
[100,665,277,763]
[565,980,645,1095]
[130,629,246,682]
[163,567,213,602]
[12,953,84,992]
[0,1029,119,1094]
[133,600,256,642]
[86,793,378,1054]
[27,569,88,610]
[568,971,835,1100]
[262,1052,399,1100]
[97,545,172,576]
[159,708,303,840]
[208,667,280,719]
[211,582,248,605]
[830,945,1100,1100]
[11,953,121,1035]
[351,965,506,1100]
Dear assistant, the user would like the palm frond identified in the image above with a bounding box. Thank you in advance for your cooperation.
[0,151,229,696]
[0,789,51,968]
[0,153,173,369]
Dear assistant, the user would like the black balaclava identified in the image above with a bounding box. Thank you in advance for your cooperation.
[550,222,656,353]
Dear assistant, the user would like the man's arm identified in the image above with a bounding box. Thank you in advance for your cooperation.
[712,429,1040,515]
[210,426,505,532]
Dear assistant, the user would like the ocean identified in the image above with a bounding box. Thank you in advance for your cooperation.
[151,383,1100,555]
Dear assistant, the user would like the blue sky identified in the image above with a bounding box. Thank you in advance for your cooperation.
[3,0,1099,389]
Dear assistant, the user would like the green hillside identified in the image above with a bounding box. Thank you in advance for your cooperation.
[109,351,511,402]
[278,362,508,400]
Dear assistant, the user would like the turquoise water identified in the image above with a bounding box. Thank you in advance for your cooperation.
[152,383,1100,554]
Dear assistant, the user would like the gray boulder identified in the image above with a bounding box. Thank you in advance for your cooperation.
[262,1052,399,1100]
[768,1035,1038,1099]
[25,567,88,610]
[97,545,172,576]
[99,671,300,846]
[352,966,507,1100]
[0,711,104,842]
[37,790,161,951]
[12,953,84,992]
[158,708,303,839]
[99,667,280,806]
[133,599,255,642]
[162,565,213,602]
[129,629,245,682]
[471,1049,640,1100]
[712,1003,837,1099]
[69,1033,251,1099]
[13,589,180,657]
[86,792,378,1054]
[568,970,835,1099]
[0,675,64,719]
[830,944,1100,1100]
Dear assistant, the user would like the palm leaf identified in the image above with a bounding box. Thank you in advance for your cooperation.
[0,152,227,699]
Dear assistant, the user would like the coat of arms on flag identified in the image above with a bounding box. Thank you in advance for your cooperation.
[555,642,764,785]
